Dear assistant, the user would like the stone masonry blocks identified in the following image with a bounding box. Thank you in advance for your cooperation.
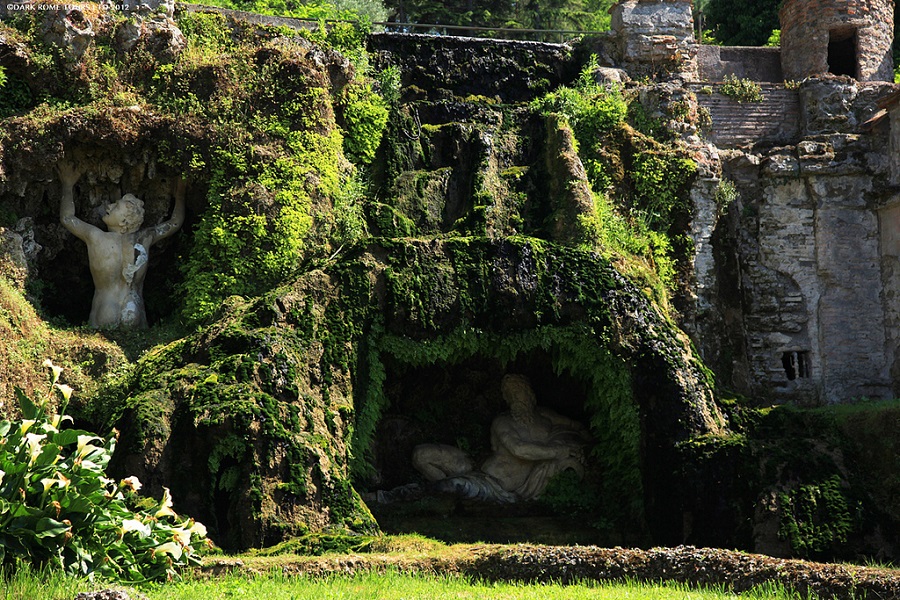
[780,0,894,82]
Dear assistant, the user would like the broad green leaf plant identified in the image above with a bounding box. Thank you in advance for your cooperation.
[0,361,210,582]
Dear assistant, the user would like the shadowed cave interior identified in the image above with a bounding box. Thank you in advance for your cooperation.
[364,349,621,545]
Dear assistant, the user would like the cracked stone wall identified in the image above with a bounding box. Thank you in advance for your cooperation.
[610,0,697,79]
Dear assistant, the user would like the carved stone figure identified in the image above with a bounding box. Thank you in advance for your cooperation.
[57,158,185,329]
[412,374,591,502]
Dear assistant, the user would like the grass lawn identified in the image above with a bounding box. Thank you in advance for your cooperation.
[4,567,811,600]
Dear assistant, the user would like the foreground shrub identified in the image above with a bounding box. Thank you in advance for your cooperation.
[0,361,209,582]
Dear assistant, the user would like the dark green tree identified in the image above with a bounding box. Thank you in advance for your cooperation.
[383,0,615,33]
[701,0,780,46]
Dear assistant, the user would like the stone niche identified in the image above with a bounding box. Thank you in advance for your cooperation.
[364,349,625,546]
[1,146,195,328]
[780,0,895,82]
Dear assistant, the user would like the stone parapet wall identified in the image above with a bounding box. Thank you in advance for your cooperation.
[697,46,783,83]
[780,0,894,82]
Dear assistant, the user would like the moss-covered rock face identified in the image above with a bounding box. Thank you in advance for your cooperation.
[90,235,723,549]
[679,401,900,561]
[367,33,577,104]
[0,9,372,325]
[1,7,721,552]
[90,273,378,550]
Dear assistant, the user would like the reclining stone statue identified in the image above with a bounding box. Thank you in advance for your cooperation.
[57,158,185,329]
[412,374,591,502]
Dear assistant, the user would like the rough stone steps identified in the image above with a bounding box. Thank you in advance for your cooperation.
[690,83,800,148]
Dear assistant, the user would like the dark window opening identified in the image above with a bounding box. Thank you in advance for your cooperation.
[828,28,858,78]
[782,351,811,381]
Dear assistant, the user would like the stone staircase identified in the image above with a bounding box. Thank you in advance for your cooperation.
[691,83,800,149]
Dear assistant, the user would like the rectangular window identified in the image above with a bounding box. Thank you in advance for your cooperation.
[782,351,811,380]
[828,28,858,78]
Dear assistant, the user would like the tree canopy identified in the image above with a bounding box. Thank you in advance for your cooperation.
[700,0,780,46]
[381,0,615,34]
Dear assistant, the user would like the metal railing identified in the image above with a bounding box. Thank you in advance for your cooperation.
[371,21,609,43]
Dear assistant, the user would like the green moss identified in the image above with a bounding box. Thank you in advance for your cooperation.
[778,476,853,558]
[337,79,388,164]
[247,532,376,556]
[677,400,900,559]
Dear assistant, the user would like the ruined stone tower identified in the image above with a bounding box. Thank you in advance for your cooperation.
[780,0,895,81]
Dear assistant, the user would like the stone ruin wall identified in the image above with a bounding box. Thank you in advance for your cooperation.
[685,73,900,404]
[610,0,698,79]
[602,1,900,403]
[683,57,900,406]
[780,0,895,82]
[719,125,895,405]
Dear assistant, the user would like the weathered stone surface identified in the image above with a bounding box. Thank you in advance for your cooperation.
[115,14,185,62]
[0,228,28,289]
[780,0,894,82]
[697,46,783,83]
[702,130,896,405]
[591,65,631,84]
[543,115,596,246]
[610,0,697,79]
[368,32,576,103]
[800,78,860,135]
[41,9,94,61]
[692,83,800,149]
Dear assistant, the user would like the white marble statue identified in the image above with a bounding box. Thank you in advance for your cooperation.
[57,158,185,329]
[412,374,591,502]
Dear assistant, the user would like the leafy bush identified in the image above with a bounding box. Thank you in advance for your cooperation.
[532,56,627,145]
[719,74,763,103]
[376,65,401,107]
[333,0,389,24]
[714,178,738,216]
[0,361,209,582]
[631,151,695,230]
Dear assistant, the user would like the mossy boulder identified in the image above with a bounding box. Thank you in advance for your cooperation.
[679,401,900,561]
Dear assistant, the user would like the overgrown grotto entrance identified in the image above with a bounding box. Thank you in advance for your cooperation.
[356,329,648,546]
